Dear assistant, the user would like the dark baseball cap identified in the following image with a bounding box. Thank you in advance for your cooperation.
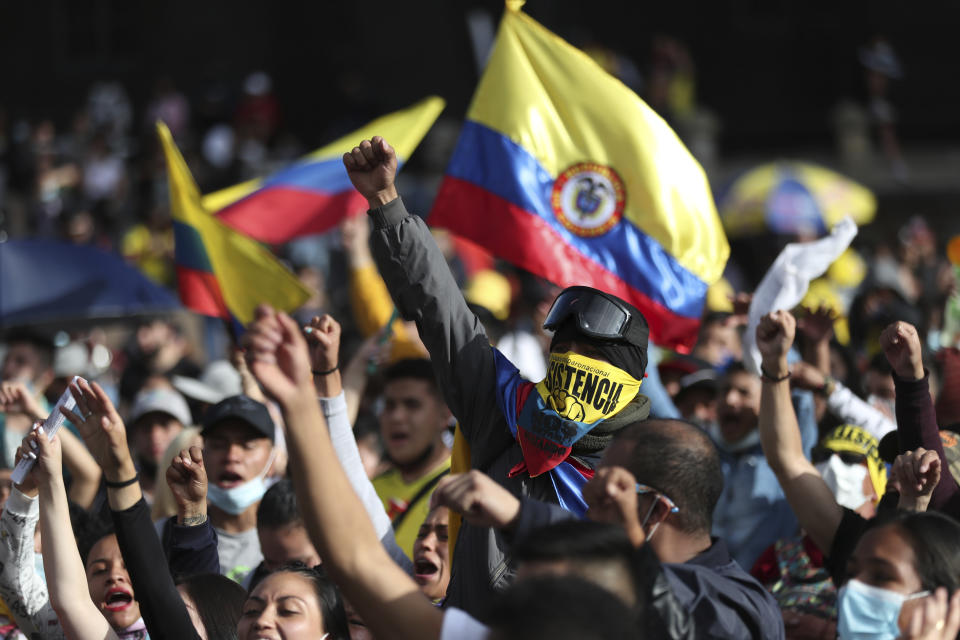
[201,395,274,442]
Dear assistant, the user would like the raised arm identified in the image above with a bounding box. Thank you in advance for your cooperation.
[163,446,221,576]
[0,382,104,509]
[344,137,510,467]
[0,466,63,638]
[880,321,960,515]
[246,305,443,640]
[342,213,427,363]
[756,311,843,554]
[790,361,896,440]
[305,314,411,572]
[26,425,119,640]
[59,428,103,509]
[62,380,200,640]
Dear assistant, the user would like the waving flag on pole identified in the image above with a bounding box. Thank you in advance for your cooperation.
[202,96,445,244]
[157,122,311,328]
[428,1,728,350]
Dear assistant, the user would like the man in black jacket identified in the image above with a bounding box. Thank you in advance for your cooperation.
[434,418,785,639]
[345,136,651,615]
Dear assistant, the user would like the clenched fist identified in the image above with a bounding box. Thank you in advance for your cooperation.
[880,321,925,381]
[343,137,398,208]
[166,446,208,525]
[756,311,796,376]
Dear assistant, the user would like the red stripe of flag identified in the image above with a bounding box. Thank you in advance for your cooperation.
[176,265,230,319]
[432,177,701,351]
[215,187,367,244]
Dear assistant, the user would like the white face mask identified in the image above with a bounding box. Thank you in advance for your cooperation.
[816,454,869,510]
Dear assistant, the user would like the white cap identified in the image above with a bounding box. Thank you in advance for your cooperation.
[129,387,191,428]
[54,342,89,378]
[172,360,242,405]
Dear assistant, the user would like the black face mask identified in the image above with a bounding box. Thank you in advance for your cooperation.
[549,320,648,380]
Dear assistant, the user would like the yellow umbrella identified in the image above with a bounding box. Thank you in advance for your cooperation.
[718,162,876,237]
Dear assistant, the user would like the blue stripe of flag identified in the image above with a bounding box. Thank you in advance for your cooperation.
[441,121,707,319]
[258,157,356,194]
[173,221,214,273]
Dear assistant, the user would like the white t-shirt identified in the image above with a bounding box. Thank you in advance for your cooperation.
[441,608,490,640]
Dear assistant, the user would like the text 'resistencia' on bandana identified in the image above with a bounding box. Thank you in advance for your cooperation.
[497,350,642,480]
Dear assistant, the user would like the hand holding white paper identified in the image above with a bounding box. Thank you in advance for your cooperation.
[743,218,858,375]
[11,375,84,485]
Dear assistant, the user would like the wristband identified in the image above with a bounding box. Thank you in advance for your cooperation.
[104,474,139,489]
[179,513,208,526]
[760,365,790,383]
[312,365,339,376]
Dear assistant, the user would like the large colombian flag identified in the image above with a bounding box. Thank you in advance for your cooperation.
[157,123,311,328]
[428,2,729,350]
[201,97,445,244]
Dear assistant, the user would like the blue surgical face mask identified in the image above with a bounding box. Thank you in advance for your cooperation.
[208,448,277,516]
[837,579,929,639]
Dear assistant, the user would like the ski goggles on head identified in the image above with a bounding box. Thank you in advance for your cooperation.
[543,286,648,346]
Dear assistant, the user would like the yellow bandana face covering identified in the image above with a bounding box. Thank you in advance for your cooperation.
[538,351,642,422]
[512,351,642,477]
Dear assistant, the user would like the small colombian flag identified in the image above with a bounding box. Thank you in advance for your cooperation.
[157,122,311,329]
[202,96,445,244]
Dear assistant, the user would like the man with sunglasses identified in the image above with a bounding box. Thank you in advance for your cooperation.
[344,138,651,616]
[432,417,784,638]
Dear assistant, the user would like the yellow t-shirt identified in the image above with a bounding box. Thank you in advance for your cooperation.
[373,458,451,560]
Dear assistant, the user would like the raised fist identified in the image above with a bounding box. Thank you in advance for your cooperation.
[342,137,398,208]
[166,446,208,525]
[244,305,314,406]
[304,315,341,375]
[880,321,925,381]
[756,310,796,371]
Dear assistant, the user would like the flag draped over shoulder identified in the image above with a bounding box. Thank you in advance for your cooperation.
[202,96,445,244]
[428,5,729,350]
[157,122,311,327]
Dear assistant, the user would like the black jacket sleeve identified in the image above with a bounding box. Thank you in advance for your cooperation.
[895,372,960,517]
[368,198,514,470]
[160,516,221,578]
[111,499,201,640]
[510,497,578,541]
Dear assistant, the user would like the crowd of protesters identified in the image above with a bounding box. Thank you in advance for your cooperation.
[1,63,960,640]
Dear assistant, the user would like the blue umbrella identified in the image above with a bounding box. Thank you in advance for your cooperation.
[0,239,180,327]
